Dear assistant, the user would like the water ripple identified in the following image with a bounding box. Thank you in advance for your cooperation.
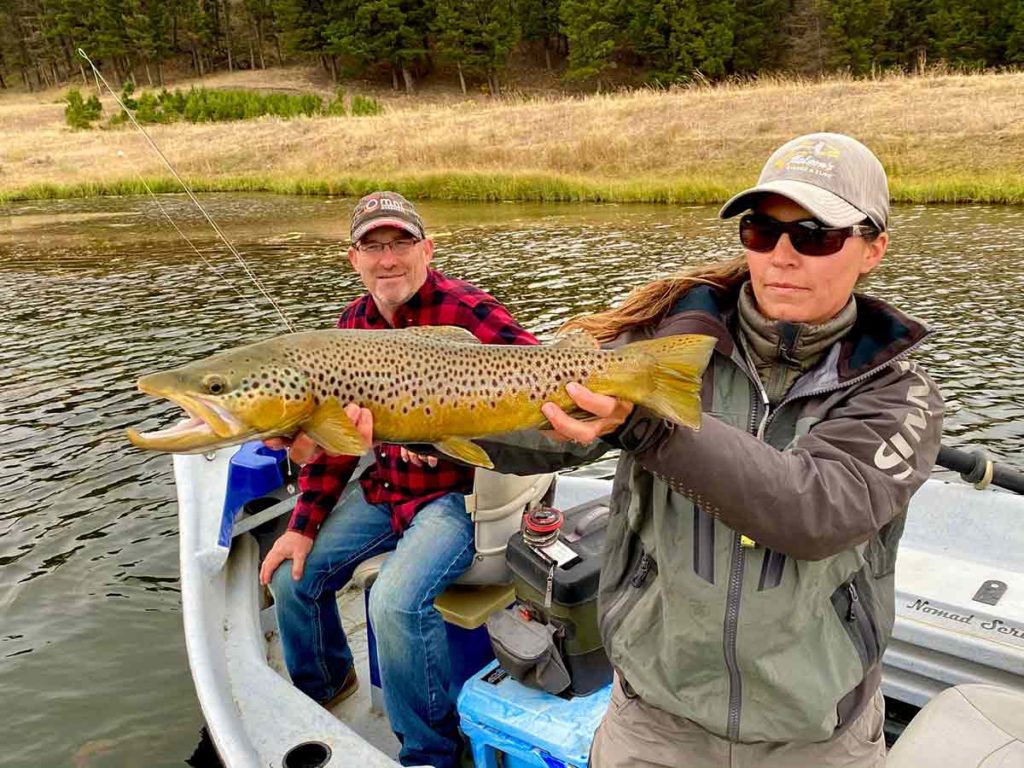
[0,194,1022,765]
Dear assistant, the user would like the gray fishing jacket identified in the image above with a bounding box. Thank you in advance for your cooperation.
[483,284,944,744]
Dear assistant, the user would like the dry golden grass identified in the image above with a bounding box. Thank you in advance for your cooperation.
[2,67,1023,203]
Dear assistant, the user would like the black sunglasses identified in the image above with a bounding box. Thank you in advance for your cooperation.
[739,213,878,257]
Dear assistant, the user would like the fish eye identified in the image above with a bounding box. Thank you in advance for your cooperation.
[204,375,227,395]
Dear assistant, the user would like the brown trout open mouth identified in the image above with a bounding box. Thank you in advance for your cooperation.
[126,379,250,452]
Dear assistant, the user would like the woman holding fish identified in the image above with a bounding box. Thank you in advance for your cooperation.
[327,134,945,767]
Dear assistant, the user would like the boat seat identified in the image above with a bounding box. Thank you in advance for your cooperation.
[887,684,1024,768]
[351,468,555,591]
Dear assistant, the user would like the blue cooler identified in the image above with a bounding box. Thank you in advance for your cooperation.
[457,660,612,768]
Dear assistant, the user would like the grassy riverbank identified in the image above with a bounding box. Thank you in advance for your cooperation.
[2,67,1023,205]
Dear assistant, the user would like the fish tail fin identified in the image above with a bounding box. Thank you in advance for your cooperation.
[624,334,717,429]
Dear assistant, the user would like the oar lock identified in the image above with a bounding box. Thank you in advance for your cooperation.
[958,450,995,490]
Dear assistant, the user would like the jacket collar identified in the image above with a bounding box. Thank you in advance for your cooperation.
[666,283,932,385]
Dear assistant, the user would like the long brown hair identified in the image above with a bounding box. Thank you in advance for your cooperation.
[562,256,750,342]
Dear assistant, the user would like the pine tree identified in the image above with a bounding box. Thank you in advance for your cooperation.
[560,0,621,85]
[882,0,934,71]
[434,0,516,94]
[696,0,734,78]
[323,0,431,91]
[779,0,829,75]
[1009,0,1024,64]
[433,0,518,94]
[732,0,788,74]
[926,0,987,66]
[821,0,892,75]
[516,0,561,68]
[273,0,329,61]
[623,0,705,83]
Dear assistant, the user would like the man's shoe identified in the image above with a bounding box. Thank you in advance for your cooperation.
[320,666,359,709]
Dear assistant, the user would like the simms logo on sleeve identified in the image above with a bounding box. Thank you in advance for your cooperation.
[873,361,936,480]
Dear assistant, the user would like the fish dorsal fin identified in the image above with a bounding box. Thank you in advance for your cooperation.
[433,437,494,469]
[403,326,482,344]
[551,330,600,350]
[302,400,370,457]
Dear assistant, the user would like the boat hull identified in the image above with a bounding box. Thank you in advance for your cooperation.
[176,450,1024,766]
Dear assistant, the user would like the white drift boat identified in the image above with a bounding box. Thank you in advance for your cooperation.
[174,445,1024,768]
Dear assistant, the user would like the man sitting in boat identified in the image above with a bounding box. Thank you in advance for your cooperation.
[258,191,537,768]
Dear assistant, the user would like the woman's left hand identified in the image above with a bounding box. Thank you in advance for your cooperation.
[541,382,634,444]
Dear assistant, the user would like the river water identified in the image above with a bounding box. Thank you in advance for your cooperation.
[1,195,1022,767]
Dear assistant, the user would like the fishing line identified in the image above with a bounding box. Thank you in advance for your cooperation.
[77,48,295,334]
[130,169,267,316]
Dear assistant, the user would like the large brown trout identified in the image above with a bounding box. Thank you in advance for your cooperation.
[126,326,716,468]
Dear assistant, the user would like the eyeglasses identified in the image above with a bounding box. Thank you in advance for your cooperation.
[355,237,421,255]
[739,214,878,257]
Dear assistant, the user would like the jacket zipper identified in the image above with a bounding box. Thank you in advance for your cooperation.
[725,338,922,737]
[724,534,747,740]
[631,552,653,587]
[600,549,655,642]
[722,340,772,739]
[845,578,881,667]
[847,581,860,622]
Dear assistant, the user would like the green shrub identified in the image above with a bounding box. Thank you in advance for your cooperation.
[66,85,375,128]
[350,95,383,116]
[64,89,102,129]
[324,89,348,116]
[120,81,138,110]
[134,91,169,123]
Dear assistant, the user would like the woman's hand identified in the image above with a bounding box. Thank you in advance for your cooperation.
[541,382,634,444]
[264,403,373,464]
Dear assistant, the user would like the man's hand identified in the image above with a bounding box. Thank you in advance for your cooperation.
[541,382,634,444]
[260,530,314,585]
[400,446,438,467]
[264,403,374,465]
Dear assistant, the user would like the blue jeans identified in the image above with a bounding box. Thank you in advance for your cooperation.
[270,485,475,768]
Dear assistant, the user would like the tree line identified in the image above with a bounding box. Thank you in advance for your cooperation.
[2,0,1023,94]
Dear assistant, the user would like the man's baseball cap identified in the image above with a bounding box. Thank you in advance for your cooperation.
[719,133,889,231]
[350,191,425,242]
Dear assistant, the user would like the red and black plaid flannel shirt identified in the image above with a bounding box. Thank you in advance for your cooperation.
[289,269,538,538]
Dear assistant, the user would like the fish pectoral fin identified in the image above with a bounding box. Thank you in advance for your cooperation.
[433,437,494,469]
[303,400,370,456]
[403,326,482,344]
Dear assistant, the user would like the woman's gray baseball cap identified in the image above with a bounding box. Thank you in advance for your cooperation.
[719,133,889,231]
[350,191,426,242]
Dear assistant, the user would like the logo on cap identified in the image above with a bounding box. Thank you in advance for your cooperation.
[774,139,842,180]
